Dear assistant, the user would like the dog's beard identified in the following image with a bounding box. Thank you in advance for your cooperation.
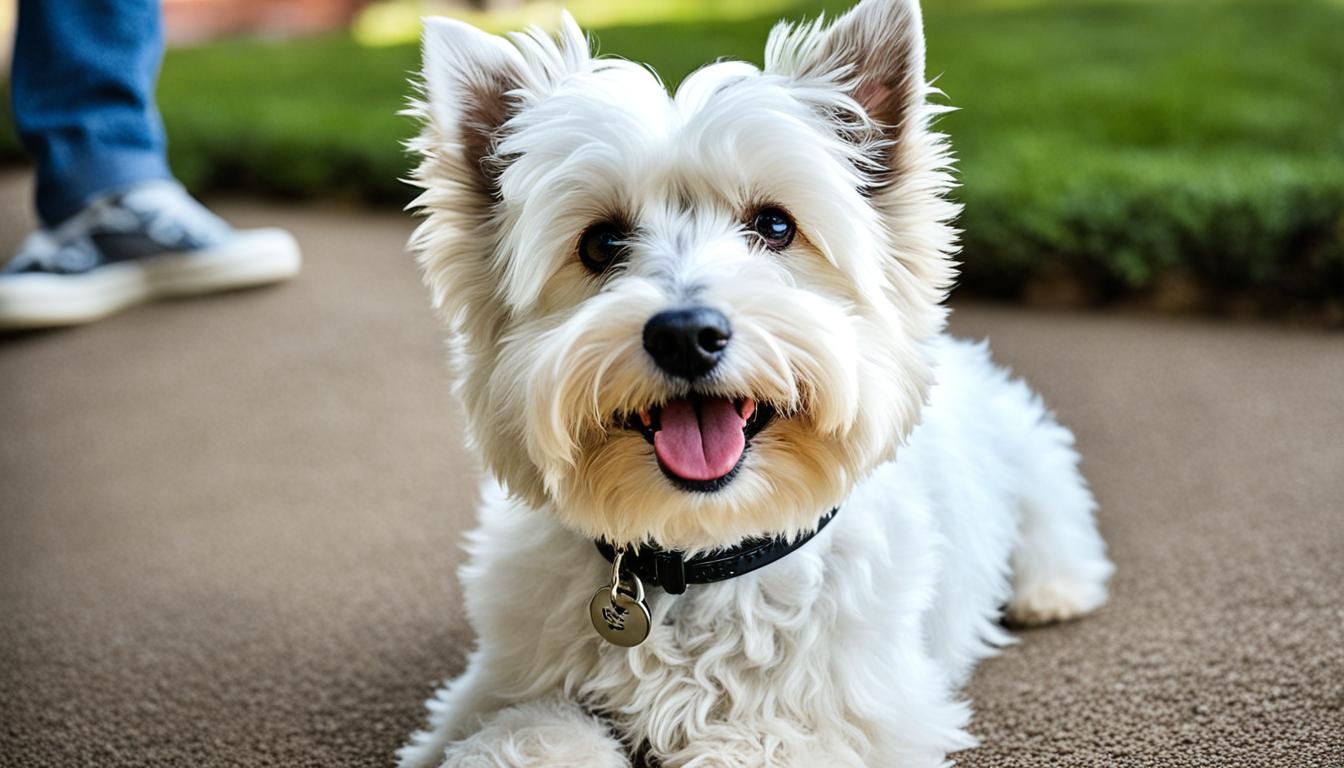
[483,265,928,552]
[566,410,861,552]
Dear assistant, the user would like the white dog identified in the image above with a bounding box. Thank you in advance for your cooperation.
[399,1,1113,765]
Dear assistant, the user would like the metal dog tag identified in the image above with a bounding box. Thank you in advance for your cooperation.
[589,551,651,647]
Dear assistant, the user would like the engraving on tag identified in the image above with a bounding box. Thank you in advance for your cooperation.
[601,601,628,632]
[589,585,651,647]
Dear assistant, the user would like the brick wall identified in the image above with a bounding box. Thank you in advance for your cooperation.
[162,0,370,44]
[1,0,12,74]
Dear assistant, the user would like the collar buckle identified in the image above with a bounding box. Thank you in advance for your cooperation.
[654,551,688,595]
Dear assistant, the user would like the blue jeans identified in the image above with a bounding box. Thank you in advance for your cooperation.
[11,0,172,226]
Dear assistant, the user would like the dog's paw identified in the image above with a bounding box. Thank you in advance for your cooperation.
[1005,576,1107,627]
[440,733,627,768]
[436,698,629,768]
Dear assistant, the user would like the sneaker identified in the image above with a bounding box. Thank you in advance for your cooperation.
[0,181,301,330]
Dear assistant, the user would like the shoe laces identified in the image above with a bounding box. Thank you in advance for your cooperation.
[1,232,98,274]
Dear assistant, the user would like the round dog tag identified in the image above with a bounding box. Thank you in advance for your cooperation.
[589,584,651,647]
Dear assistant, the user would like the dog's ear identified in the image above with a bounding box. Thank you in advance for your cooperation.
[766,0,928,156]
[420,17,529,193]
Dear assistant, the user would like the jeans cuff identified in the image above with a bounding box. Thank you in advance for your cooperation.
[37,148,174,227]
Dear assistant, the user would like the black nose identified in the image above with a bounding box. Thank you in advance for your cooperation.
[643,307,732,380]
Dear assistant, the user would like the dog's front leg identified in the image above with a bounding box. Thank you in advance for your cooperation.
[399,672,628,768]
[660,734,953,768]
[653,730,867,768]
[398,654,494,768]
[437,695,628,768]
[649,691,970,768]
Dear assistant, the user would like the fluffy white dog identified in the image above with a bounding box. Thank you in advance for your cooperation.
[398,0,1113,765]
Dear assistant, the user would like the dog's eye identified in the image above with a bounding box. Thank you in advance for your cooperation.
[579,223,629,274]
[751,207,796,250]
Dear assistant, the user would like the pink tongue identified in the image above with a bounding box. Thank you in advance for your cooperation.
[654,397,746,482]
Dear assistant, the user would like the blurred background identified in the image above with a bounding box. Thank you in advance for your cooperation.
[2,4,1342,766]
[0,0,1341,319]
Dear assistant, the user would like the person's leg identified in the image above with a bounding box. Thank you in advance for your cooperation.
[12,0,173,227]
[1,0,301,330]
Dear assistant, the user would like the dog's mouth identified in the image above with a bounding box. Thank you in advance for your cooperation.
[622,395,775,493]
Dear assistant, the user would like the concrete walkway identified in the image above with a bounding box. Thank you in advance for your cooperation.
[2,170,1341,766]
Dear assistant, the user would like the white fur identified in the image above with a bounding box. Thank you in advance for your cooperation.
[400,1,1113,765]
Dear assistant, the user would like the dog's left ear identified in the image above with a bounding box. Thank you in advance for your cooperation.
[767,0,929,159]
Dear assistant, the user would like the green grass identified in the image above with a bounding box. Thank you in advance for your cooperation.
[3,0,1342,302]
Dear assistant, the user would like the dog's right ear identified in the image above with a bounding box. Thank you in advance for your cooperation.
[420,18,528,193]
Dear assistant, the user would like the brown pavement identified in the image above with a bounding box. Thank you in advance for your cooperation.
[1,170,1341,767]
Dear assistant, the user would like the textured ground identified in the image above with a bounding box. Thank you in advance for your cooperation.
[2,171,1341,766]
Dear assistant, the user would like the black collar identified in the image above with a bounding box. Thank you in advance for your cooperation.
[594,508,839,595]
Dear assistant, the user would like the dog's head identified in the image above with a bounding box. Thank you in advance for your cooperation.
[411,0,957,551]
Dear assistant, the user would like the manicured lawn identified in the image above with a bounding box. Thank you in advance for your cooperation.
[3,0,1341,304]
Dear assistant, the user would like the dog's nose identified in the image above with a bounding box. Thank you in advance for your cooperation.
[643,307,732,380]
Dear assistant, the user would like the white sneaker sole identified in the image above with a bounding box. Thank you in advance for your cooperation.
[0,228,301,330]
